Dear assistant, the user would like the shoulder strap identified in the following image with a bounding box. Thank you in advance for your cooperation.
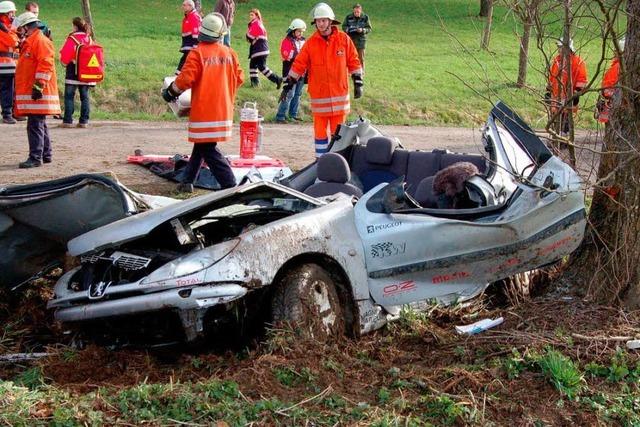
[69,35,82,46]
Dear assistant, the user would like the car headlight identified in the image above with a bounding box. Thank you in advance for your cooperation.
[141,238,239,285]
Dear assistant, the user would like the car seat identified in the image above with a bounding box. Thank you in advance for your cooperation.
[304,153,363,198]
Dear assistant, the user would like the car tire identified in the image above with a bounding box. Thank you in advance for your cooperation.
[271,263,345,340]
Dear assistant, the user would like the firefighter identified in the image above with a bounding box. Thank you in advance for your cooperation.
[0,1,18,124]
[547,38,588,136]
[596,37,624,124]
[176,0,202,75]
[14,11,60,168]
[275,18,306,123]
[281,3,362,157]
[162,13,244,193]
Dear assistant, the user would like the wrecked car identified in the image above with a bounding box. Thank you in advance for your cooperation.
[0,174,176,290]
[48,102,586,342]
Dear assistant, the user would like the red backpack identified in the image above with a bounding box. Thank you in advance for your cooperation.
[69,35,105,83]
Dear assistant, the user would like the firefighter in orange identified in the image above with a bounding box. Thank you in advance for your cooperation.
[547,38,588,136]
[0,1,18,124]
[281,2,362,157]
[14,11,60,168]
[163,13,244,193]
[596,37,624,124]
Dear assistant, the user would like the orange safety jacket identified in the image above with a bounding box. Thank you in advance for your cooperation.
[14,29,60,116]
[0,18,18,76]
[289,26,362,117]
[548,52,587,112]
[602,57,620,98]
[174,42,244,143]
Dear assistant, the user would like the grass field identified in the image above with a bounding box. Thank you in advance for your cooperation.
[34,0,622,126]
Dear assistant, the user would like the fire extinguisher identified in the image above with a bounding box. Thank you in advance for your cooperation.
[239,102,259,159]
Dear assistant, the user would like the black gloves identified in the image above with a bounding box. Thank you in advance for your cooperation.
[162,83,180,103]
[278,77,296,103]
[352,74,364,99]
[31,83,43,101]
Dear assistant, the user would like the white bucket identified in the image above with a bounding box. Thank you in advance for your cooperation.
[240,101,259,121]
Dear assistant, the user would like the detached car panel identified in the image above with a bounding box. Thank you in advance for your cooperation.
[48,102,586,341]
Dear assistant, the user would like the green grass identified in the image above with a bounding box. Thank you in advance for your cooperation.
[35,0,624,126]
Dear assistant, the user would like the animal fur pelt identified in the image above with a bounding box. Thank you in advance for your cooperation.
[433,162,480,197]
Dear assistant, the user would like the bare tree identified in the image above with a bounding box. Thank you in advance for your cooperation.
[479,0,492,17]
[481,0,494,49]
[570,0,640,309]
[505,0,543,87]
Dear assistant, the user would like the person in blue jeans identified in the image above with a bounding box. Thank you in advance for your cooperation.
[58,17,94,128]
[276,18,306,123]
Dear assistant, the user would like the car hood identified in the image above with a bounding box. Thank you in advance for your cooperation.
[68,181,321,256]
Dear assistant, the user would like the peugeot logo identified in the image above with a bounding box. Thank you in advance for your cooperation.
[89,281,112,300]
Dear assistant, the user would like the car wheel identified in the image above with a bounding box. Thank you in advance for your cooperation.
[271,263,345,340]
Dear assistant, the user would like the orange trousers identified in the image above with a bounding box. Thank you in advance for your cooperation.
[313,113,346,156]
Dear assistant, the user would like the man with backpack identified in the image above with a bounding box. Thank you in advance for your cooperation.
[13,11,60,168]
[59,17,95,128]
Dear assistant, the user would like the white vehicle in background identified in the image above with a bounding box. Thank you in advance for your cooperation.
[47,102,586,343]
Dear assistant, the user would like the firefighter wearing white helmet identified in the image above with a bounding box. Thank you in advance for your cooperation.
[596,36,625,124]
[200,12,227,39]
[162,12,244,193]
[282,2,363,157]
[0,1,18,124]
[275,18,307,122]
[547,35,588,135]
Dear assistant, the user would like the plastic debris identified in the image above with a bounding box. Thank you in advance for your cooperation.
[626,339,640,350]
[0,352,50,362]
[455,317,504,335]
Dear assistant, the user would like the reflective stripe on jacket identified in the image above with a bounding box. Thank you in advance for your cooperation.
[0,20,18,75]
[174,42,244,143]
[181,10,202,52]
[289,26,362,117]
[15,29,60,115]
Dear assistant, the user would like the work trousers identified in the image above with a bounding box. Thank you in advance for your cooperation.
[313,113,347,157]
[27,115,52,162]
[182,142,236,189]
[63,84,91,124]
[357,48,366,73]
[176,51,190,74]
[249,55,280,86]
[276,79,304,120]
[0,74,14,119]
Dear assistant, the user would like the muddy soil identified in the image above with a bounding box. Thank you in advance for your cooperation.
[0,120,488,194]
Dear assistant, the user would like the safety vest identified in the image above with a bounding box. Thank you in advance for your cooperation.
[548,53,588,111]
[0,20,18,76]
[14,29,60,116]
[174,41,244,143]
[289,26,362,117]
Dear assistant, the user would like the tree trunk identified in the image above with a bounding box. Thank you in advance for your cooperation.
[80,0,95,39]
[569,0,640,309]
[479,0,491,17]
[516,19,532,87]
[480,0,493,50]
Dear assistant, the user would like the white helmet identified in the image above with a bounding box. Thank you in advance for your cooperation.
[200,12,227,38]
[0,1,16,14]
[311,2,340,25]
[288,18,307,32]
[556,37,575,52]
[14,11,38,27]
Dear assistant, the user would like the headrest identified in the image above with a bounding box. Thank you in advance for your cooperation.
[415,176,437,208]
[366,136,395,165]
[317,153,350,183]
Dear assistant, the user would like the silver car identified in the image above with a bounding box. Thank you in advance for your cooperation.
[48,103,586,342]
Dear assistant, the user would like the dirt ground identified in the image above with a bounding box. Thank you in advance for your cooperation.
[0,120,487,194]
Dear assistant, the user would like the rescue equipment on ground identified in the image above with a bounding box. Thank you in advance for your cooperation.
[239,102,263,159]
[70,35,104,83]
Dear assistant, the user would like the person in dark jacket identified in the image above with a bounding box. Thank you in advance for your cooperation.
[275,18,305,123]
[245,8,282,88]
[176,0,201,75]
[213,0,234,47]
[342,3,371,71]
